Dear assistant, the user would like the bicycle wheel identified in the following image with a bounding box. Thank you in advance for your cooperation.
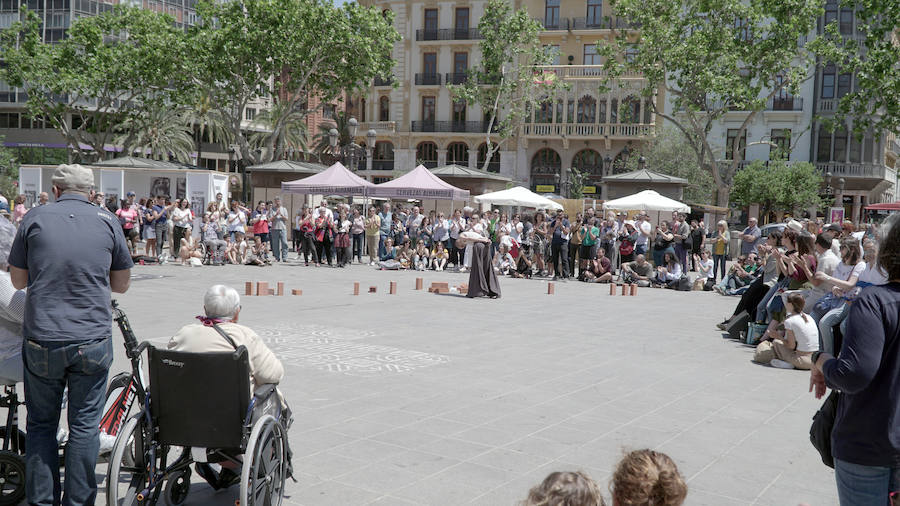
[106,411,153,506]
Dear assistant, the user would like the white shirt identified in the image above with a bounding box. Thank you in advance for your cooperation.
[172,207,192,228]
[0,272,25,362]
[700,258,715,279]
[831,261,865,285]
[858,261,889,286]
[784,314,819,352]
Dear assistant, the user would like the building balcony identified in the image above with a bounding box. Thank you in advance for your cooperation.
[411,120,495,133]
[533,65,645,81]
[415,28,482,41]
[816,162,887,180]
[445,72,469,85]
[816,99,837,114]
[372,160,395,171]
[414,73,442,86]
[359,121,396,134]
[373,76,394,87]
[521,122,654,139]
[569,16,639,30]
[536,17,568,30]
[767,96,803,111]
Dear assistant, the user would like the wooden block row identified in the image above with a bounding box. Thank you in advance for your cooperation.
[291,289,302,296]
[608,283,638,296]
[389,281,397,294]
[244,281,290,296]
[415,277,423,290]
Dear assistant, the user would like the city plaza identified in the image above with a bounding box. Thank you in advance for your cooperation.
[94,261,839,505]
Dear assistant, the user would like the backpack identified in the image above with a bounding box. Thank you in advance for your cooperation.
[675,275,692,291]
[619,238,634,256]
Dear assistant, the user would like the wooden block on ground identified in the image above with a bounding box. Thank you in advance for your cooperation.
[415,277,423,290]
[368,286,377,293]
[609,283,617,296]
[268,288,275,295]
[430,282,450,292]
[621,284,628,296]
[353,282,360,295]
[434,286,450,294]
[427,287,435,293]
[547,282,555,295]
[245,282,254,296]
[456,284,468,294]
[257,282,268,296]
[630,284,637,296]
[276,282,284,296]
[291,289,302,296]
[389,281,397,294]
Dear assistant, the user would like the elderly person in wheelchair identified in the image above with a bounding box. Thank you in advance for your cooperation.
[0,218,25,385]
[165,284,292,491]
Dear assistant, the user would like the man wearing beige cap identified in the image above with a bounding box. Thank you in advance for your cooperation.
[8,164,132,505]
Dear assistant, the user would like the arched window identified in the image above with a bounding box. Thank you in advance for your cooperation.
[379,96,390,122]
[531,148,561,190]
[612,146,631,174]
[477,142,500,172]
[572,149,602,175]
[577,95,596,123]
[359,98,366,123]
[373,141,394,170]
[536,99,553,123]
[416,141,438,168]
[447,142,469,166]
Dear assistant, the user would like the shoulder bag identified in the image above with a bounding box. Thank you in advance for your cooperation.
[809,390,839,469]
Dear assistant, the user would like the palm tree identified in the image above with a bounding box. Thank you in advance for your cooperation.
[249,102,309,163]
[312,111,353,162]
[114,108,194,163]
[183,91,232,167]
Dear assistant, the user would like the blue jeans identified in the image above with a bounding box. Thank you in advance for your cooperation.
[269,229,287,261]
[756,278,788,322]
[835,458,900,506]
[378,233,389,258]
[24,337,112,506]
[713,253,727,281]
[816,303,849,355]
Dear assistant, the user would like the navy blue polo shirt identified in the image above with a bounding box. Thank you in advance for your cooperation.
[8,193,134,342]
[152,204,167,225]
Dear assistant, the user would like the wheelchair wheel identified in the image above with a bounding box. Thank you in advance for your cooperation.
[107,412,152,505]
[239,415,286,506]
[0,450,25,505]
[163,468,190,506]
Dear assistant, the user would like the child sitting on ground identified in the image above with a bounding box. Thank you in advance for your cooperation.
[431,242,448,271]
[521,471,604,506]
[752,292,818,369]
[611,449,687,506]
[493,244,515,275]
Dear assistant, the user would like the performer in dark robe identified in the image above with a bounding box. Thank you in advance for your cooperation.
[467,241,501,298]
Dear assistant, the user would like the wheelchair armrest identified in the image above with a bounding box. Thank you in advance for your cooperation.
[253,384,277,401]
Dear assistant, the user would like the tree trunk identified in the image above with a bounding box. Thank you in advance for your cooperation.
[716,186,730,209]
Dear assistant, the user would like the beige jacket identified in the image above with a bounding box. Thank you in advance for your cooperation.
[167,322,284,389]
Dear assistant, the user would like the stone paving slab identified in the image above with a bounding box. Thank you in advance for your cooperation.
[89,259,837,505]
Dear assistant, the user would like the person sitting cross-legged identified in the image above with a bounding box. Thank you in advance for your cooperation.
[580,247,613,283]
[168,285,291,489]
[621,254,653,287]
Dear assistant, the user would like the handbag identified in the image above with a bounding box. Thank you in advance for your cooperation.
[619,238,634,256]
[814,293,843,314]
[809,390,839,468]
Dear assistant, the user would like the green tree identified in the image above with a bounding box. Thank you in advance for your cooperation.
[0,138,19,203]
[449,0,567,172]
[183,91,233,167]
[0,6,191,162]
[114,108,194,163]
[567,167,587,200]
[312,112,353,162]
[730,160,828,218]
[249,102,310,161]
[596,0,823,207]
[623,128,716,204]
[190,0,399,166]
[807,2,900,136]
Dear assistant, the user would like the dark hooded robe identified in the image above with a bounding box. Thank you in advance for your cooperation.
[466,242,501,298]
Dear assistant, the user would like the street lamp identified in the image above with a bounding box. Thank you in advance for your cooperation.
[824,171,834,197]
[638,155,646,171]
[603,154,613,177]
[328,117,369,171]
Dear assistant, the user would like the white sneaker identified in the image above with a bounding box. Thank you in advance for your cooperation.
[769,358,794,369]
[98,431,117,454]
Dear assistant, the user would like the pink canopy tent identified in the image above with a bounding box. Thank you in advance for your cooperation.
[280,162,375,195]
[370,165,470,200]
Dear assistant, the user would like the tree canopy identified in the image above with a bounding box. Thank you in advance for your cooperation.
[730,160,827,218]
[0,6,191,162]
[597,0,823,206]
[622,128,716,204]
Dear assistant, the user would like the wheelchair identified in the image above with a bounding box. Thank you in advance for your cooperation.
[106,343,289,506]
[0,381,26,505]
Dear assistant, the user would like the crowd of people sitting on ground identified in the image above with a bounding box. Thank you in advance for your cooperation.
[714,216,892,372]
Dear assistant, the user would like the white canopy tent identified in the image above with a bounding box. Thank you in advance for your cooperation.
[474,186,564,210]
[602,190,691,213]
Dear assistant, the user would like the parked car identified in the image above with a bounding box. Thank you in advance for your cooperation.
[759,222,786,238]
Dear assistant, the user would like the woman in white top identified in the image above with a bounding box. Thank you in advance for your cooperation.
[0,220,24,384]
[226,201,247,240]
[171,199,193,257]
[753,292,817,369]
[810,238,866,354]
[693,249,715,290]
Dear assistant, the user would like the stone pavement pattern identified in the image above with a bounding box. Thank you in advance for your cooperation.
[95,261,839,505]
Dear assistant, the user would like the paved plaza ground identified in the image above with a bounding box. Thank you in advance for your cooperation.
[96,258,839,505]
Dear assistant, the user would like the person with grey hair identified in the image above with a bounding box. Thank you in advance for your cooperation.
[9,163,132,505]
[168,284,289,490]
[0,219,25,384]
